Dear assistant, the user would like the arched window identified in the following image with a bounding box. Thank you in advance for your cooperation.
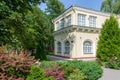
[57,42,62,53]
[83,41,92,54]
[65,41,70,54]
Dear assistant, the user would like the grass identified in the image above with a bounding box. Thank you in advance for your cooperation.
[47,52,54,55]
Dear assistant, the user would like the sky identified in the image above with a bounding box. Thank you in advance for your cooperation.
[40,0,103,11]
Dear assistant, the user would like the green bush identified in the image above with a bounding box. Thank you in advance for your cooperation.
[67,69,87,80]
[63,66,74,78]
[61,61,103,80]
[97,15,120,61]
[40,60,103,80]
[105,59,120,69]
[35,46,47,61]
[26,65,54,80]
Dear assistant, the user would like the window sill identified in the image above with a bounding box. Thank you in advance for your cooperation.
[84,53,93,54]
[57,52,62,54]
[64,52,70,54]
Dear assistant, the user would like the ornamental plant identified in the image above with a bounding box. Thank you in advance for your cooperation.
[67,69,87,80]
[43,63,64,80]
[26,65,54,80]
[0,49,36,80]
[97,15,120,61]
[40,60,103,80]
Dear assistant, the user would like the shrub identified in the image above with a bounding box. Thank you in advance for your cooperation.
[97,15,120,61]
[40,60,103,80]
[105,59,120,69]
[0,51,36,80]
[26,65,54,80]
[63,66,75,78]
[61,61,103,80]
[35,46,47,61]
[43,63,64,80]
[67,69,87,80]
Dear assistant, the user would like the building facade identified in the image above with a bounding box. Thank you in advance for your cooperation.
[52,5,120,60]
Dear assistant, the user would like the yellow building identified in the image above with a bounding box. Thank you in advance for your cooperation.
[52,5,120,60]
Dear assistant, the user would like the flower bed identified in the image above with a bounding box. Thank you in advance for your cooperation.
[40,60,103,80]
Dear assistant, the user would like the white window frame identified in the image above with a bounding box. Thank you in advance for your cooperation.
[77,14,86,26]
[83,41,92,54]
[56,22,59,30]
[57,42,62,53]
[66,15,71,26]
[89,16,96,27]
[60,18,64,28]
[65,41,70,54]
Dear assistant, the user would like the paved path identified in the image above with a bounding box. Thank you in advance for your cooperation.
[47,55,71,60]
[98,67,120,80]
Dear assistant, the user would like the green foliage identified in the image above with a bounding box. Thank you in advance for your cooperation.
[35,46,47,61]
[26,65,54,80]
[105,59,120,69]
[0,50,36,79]
[97,15,120,61]
[63,66,74,78]
[0,0,65,60]
[101,0,120,14]
[0,1,12,44]
[61,61,103,80]
[1,0,45,12]
[47,52,54,55]
[40,60,103,80]
[45,0,65,51]
[67,69,87,80]
[0,1,51,60]
[45,0,65,19]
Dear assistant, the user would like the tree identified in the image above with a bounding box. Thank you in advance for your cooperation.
[0,1,50,60]
[0,1,49,47]
[45,0,65,19]
[97,15,120,61]
[0,0,45,46]
[0,0,65,60]
[45,0,65,52]
[101,0,120,14]
[1,0,46,12]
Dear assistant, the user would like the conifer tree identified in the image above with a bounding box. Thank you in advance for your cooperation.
[97,15,120,61]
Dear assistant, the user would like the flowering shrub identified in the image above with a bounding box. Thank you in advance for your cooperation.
[0,50,36,80]
[40,61,103,80]
[43,64,64,80]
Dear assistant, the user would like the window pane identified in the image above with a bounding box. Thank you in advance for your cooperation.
[66,15,71,26]
[78,14,85,26]
[56,22,59,30]
[83,41,92,53]
[65,41,70,54]
[57,42,62,53]
[89,16,96,27]
[60,19,64,28]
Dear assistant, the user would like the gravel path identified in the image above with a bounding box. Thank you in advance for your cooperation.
[98,67,120,80]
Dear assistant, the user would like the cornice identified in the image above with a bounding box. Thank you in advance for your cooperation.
[52,5,120,23]
[53,25,100,35]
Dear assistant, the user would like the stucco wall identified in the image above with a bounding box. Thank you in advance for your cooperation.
[54,31,76,57]
[54,30,99,58]
[72,31,99,58]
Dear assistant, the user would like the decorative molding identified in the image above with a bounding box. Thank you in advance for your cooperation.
[53,25,100,35]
